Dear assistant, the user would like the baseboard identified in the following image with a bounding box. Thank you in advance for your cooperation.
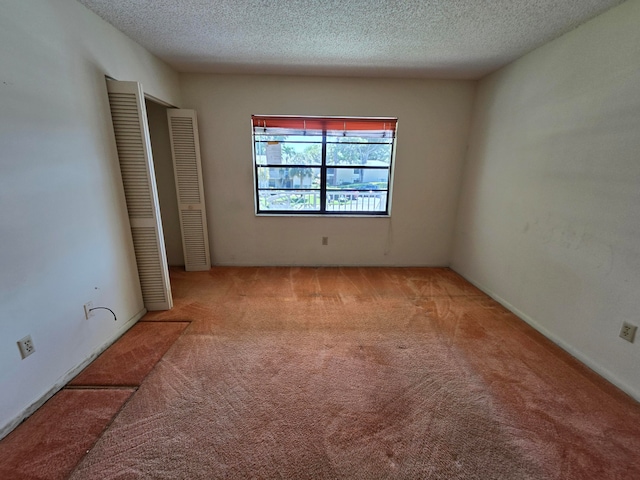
[211,262,450,267]
[0,307,147,441]
[453,271,640,403]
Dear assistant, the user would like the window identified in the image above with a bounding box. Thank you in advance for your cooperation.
[252,115,397,215]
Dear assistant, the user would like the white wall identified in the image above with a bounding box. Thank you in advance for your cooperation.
[452,0,640,399]
[180,74,475,266]
[0,0,181,437]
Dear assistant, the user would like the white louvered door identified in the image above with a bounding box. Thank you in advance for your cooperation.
[106,80,173,310]
[166,109,211,271]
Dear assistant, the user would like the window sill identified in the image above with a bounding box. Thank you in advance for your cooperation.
[255,213,391,218]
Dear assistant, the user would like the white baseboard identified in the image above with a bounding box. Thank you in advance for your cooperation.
[0,308,147,441]
[453,271,640,403]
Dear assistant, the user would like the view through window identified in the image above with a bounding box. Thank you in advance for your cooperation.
[252,115,397,215]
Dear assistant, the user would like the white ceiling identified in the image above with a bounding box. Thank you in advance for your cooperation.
[78,0,624,79]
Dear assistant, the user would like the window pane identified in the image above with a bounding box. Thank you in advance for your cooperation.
[326,135,393,144]
[255,136,323,165]
[325,190,387,213]
[326,167,389,190]
[258,190,321,211]
[257,167,320,189]
[254,134,324,143]
[326,142,392,166]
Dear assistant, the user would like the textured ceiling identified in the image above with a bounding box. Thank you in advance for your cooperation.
[77,0,624,79]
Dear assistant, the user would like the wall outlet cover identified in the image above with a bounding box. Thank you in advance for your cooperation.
[619,322,637,343]
[84,301,94,320]
[17,335,35,359]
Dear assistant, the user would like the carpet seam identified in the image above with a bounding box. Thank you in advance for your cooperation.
[66,321,193,478]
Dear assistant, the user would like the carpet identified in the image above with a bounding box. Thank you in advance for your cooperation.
[0,388,133,480]
[69,329,543,479]
[69,321,190,387]
[13,267,638,479]
[66,267,640,479]
[0,320,190,480]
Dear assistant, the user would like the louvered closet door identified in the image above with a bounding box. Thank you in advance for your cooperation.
[167,109,211,271]
[106,80,173,310]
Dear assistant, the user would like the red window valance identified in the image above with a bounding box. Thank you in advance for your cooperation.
[252,115,397,133]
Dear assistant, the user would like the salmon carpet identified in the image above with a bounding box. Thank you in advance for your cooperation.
[0,267,640,480]
[0,388,134,480]
[0,321,188,479]
[69,321,190,387]
[64,267,640,479]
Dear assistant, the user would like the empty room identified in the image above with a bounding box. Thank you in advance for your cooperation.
[1,0,639,478]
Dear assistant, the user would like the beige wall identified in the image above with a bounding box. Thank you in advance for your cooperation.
[180,74,475,266]
[452,0,640,399]
[0,0,181,437]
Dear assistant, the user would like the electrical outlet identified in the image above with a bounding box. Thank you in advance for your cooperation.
[17,335,35,359]
[619,322,637,343]
[322,236,329,246]
[84,301,94,320]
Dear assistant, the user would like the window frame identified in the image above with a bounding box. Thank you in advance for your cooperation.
[252,115,397,216]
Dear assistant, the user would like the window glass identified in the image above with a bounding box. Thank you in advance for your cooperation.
[252,116,396,215]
